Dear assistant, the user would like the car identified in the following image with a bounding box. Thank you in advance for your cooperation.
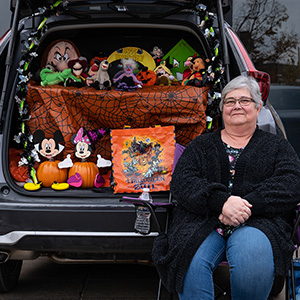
[268,85,300,158]
[0,0,284,292]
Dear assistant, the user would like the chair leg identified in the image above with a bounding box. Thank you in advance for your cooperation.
[286,275,290,300]
[290,259,296,300]
[157,278,162,300]
[157,278,173,300]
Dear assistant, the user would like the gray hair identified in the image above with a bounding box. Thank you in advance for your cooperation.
[219,75,262,111]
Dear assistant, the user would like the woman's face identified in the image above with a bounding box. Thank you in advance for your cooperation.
[222,88,261,128]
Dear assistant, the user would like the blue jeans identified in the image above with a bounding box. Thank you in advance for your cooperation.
[179,226,274,300]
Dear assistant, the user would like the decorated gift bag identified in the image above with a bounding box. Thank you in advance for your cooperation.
[111,125,176,193]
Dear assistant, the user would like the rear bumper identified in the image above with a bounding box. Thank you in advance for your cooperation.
[0,191,167,261]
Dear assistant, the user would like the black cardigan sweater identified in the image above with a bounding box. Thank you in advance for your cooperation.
[152,128,300,293]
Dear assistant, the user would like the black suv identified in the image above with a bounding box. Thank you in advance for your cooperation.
[0,0,283,292]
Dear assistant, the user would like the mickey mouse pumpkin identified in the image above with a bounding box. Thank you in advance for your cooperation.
[33,129,68,188]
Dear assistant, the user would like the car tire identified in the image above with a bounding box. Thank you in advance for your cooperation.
[0,260,23,292]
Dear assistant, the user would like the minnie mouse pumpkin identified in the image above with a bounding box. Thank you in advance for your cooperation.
[66,128,111,188]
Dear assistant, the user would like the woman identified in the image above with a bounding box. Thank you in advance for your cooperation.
[152,75,300,300]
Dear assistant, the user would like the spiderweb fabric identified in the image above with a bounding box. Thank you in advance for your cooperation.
[26,82,208,162]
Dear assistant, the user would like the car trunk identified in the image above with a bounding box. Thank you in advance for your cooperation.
[3,4,222,202]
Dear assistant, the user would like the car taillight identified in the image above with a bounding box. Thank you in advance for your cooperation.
[247,70,270,103]
[0,30,9,44]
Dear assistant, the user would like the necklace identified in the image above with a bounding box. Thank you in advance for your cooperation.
[223,143,245,192]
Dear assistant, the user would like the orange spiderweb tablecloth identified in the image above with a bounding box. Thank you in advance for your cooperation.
[26,82,208,161]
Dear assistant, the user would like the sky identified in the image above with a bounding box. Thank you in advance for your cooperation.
[281,0,300,36]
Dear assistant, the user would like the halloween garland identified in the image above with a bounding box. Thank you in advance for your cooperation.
[13,1,225,184]
[14,0,68,183]
[195,4,226,129]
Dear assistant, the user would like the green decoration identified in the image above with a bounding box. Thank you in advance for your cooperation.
[162,39,198,81]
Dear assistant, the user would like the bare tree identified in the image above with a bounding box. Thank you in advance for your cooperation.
[233,0,299,67]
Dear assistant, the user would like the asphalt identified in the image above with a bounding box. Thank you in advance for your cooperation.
[1,257,285,300]
[1,257,177,300]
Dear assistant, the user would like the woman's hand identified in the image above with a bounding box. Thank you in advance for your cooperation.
[219,196,252,226]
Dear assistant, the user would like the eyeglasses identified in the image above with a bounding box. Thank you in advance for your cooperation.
[223,97,255,107]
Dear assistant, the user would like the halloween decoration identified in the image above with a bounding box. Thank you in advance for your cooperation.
[94,60,111,90]
[111,126,176,193]
[151,46,164,66]
[68,161,99,188]
[86,57,101,87]
[14,1,225,186]
[34,129,65,160]
[182,55,210,87]
[67,172,83,187]
[136,68,157,87]
[24,181,42,191]
[9,148,39,183]
[37,160,68,188]
[108,47,156,73]
[40,39,80,72]
[33,129,68,188]
[113,58,143,91]
[154,62,175,86]
[162,39,198,81]
[40,64,81,86]
[65,57,88,87]
[26,83,209,159]
[66,128,110,188]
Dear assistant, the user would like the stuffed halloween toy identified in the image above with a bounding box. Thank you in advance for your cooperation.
[113,58,143,91]
[65,57,88,87]
[154,62,176,86]
[94,60,112,90]
[40,64,81,86]
[151,46,164,66]
[182,55,210,87]
[40,39,80,72]
[33,129,68,189]
[136,67,157,87]
[86,56,102,87]
[61,127,111,188]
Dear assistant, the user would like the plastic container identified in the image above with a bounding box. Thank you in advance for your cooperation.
[134,188,152,234]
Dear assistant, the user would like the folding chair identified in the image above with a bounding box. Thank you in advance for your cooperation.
[120,194,175,300]
[287,204,300,300]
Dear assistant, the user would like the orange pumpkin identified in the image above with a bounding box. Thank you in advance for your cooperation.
[37,160,68,187]
[68,161,99,188]
[136,69,157,86]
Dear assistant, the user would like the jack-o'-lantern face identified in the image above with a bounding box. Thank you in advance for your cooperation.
[43,40,80,72]
[136,70,157,86]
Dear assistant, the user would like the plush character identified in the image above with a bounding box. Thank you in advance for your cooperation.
[151,46,164,66]
[33,129,68,188]
[40,64,81,86]
[154,62,176,86]
[113,58,143,91]
[136,67,157,87]
[94,60,112,90]
[65,57,88,87]
[182,55,210,87]
[86,56,102,87]
[40,39,80,72]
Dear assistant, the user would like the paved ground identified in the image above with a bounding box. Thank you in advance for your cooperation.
[1,257,285,300]
[2,257,177,300]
